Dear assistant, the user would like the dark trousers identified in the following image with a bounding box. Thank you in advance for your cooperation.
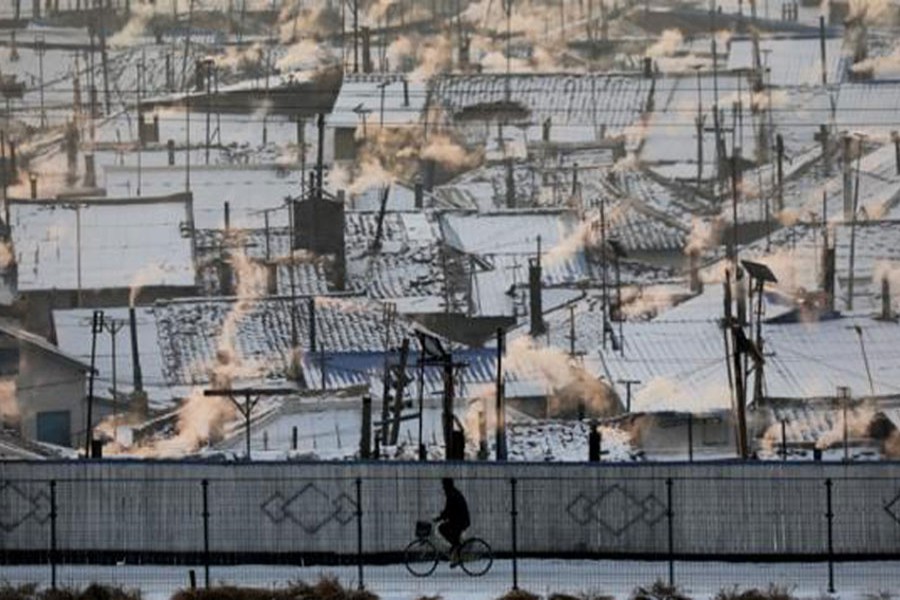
[438,521,465,548]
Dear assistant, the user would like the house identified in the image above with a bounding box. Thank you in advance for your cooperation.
[0,319,93,448]
[327,74,426,162]
[9,194,198,336]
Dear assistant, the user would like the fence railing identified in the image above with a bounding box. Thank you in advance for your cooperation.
[2,461,900,595]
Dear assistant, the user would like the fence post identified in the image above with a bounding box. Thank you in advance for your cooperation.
[666,478,674,587]
[510,477,519,590]
[825,478,835,593]
[201,479,210,589]
[355,478,364,590]
[49,480,57,590]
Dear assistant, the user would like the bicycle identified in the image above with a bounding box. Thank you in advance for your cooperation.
[403,520,494,577]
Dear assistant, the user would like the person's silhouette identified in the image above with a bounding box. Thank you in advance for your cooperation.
[435,478,470,566]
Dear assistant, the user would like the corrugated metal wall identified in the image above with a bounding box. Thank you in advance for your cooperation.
[1,461,899,559]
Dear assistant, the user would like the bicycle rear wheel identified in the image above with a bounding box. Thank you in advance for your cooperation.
[459,537,493,576]
[404,538,439,577]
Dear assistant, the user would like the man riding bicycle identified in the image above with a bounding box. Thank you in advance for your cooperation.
[435,478,470,567]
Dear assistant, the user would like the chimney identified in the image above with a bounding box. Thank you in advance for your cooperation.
[361,27,373,74]
[588,421,601,462]
[423,159,436,192]
[84,153,96,188]
[402,78,410,107]
[266,262,278,295]
[129,306,144,393]
[528,257,545,336]
[842,135,853,221]
[881,276,893,320]
[316,113,325,199]
[414,182,424,209]
[167,139,176,165]
[819,15,828,86]
[542,117,551,143]
[505,158,516,208]
[308,297,317,353]
[195,59,206,92]
[893,131,900,175]
[823,245,836,311]
[689,249,703,293]
[29,173,37,199]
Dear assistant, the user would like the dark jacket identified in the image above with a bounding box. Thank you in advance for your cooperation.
[438,486,471,529]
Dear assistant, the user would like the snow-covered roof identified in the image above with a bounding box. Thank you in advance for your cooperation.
[0,318,90,372]
[328,74,426,129]
[727,36,846,87]
[10,195,196,293]
[344,211,445,299]
[154,295,409,386]
[598,315,900,409]
[52,306,184,409]
[432,74,651,144]
[440,210,580,256]
[103,165,301,229]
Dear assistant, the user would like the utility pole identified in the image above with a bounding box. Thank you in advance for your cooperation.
[495,327,507,460]
[85,310,104,456]
[103,317,127,442]
[203,388,295,460]
[353,0,359,73]
[98,0,111,115]
[847,135,864,311]
[204,58,213,165]
[36,35,46,128]
[137,52,143,197]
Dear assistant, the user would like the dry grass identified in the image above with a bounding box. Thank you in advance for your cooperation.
[631,581,692,600]
[172,577,376,600]
[715,585,798,600]
[496,591,541,600]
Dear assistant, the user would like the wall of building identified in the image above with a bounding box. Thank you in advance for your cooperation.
[1,461,899,559]
[16,347,86,447]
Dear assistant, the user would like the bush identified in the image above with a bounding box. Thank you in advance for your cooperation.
[172,577,376,600]
[631,581,691,600]
[715,586,797,600]
[496,591,541,600]
[0,584,141,600]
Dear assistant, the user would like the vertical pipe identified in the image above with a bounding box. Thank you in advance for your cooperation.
[666,478,674,586]
[202,479,210,589]
[510,478,519,590]
[49,480,57,590]
[292,426,298,450]
[687,414,694,462]
[825,478,835,593]
[495,327,506,460]
[781,419,787,461]
[819,15,827,86]
[355,478,364,590]
[360,396,371,459]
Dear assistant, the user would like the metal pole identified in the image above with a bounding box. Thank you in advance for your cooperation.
[666,478,674,586]
[85,310,103,456]
[825,478,835,593]
[202,479,210,589]
[50,480,57,589]
[510,477,519,590]
[495,327,506,460]
[355,478,364,589]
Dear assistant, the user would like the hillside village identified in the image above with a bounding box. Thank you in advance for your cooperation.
[1,0,900,464]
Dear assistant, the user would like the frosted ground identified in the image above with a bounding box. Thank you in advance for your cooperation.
[5,560,900,599]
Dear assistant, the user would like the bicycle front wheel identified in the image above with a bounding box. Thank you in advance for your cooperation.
[459,537,493,576]
[404,538,439,577]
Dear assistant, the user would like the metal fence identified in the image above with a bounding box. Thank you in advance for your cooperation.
[2,461,900,597]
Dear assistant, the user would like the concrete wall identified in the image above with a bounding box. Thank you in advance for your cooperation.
[2,461,900,559]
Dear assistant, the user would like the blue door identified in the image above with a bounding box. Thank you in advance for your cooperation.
[36,410,71,446]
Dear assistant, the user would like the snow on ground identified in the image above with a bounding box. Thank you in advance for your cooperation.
[4,560,900,600]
